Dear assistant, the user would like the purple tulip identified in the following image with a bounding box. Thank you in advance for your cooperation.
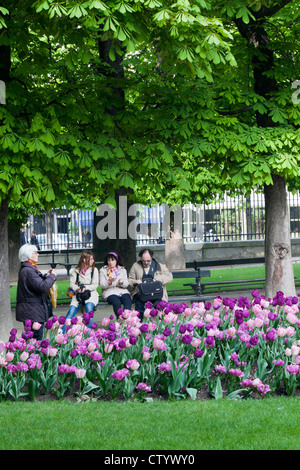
[268,311,277,321]
[150,309,158,317]
[266,328,277,342]
[249,335,259,346]
[194,348,204,358]
[181,334,192,344]
[204,336,215,348]
[140,323,149,333]
[118,339,126,349]
[45,319,53,330]
[107,331,116,342]
[41,339,49,348]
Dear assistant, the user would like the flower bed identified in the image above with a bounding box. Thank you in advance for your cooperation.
[1,290,300,402]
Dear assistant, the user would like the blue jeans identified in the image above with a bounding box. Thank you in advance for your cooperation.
[62,301,95,333]
[107,294,132,318]
[133,294,146,321]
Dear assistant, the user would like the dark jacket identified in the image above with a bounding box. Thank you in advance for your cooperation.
[16,262,56,323]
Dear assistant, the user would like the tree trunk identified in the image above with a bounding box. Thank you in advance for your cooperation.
[111,188,137,272]
[235,14,295,296]
[94,36,136,271]
[0,200,14,342]
[264,175,295,298]
[165,209,185,270]
[93,188,137,272]
[8,218,21,283]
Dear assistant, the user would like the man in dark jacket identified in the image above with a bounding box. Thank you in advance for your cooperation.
[30,231,41,250]
[16,244,57,340]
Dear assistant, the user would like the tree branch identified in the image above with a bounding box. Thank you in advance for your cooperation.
[254,0,293,19]
[218,105,253,116]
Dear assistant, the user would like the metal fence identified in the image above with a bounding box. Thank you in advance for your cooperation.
[25,209,94,251]
[22,191,300,250]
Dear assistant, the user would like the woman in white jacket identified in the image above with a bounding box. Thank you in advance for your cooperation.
[99,252,132,318]
[63,250,99,332]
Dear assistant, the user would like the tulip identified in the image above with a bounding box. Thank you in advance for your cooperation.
[20,351,29,362]
[75,368,86,379]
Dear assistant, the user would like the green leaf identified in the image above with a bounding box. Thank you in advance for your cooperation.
[214,377,223,400]
[118,171,135,188]
[0,6,9,15]
[89,0,108,11]
[34,1,49,13]
[186,387,197,400]
[68,6,83,18]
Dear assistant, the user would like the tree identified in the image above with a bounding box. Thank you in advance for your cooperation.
[0,0,237,341]
[210,0,300,297]
[163,0,300,297]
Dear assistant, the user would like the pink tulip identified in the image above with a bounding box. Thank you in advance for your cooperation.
[75,368,86,379]
[20,351,29,362]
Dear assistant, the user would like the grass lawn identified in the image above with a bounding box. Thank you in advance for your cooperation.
[0,397,299,450]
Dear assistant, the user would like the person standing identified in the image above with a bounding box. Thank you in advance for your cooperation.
[99,252,132,318]
[16,244,57,340]
[20,227,28,245]
[128,249,173,320]
[30,231,41,250]
[82,229,92,247]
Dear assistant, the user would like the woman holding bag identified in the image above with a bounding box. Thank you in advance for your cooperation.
[16,244,57,340]
[63,250,99,332]
[99,252,132,318]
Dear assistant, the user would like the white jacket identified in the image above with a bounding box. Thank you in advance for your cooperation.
[69,267,99,307]
[99,265,130,300]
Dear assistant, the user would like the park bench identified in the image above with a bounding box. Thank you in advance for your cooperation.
[171,268,211,296]
[185,258,266,295]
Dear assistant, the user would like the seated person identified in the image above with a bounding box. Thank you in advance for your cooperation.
[128,249,173,320]
[99,252,132,318]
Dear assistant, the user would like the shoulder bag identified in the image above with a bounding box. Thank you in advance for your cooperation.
[138,280,163,303]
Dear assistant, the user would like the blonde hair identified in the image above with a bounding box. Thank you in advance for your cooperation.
[76,250,95,272]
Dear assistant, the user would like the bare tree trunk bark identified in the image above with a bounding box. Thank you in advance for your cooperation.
[8,218,21,283]
[264,175,295,298]
[0,199,14,342]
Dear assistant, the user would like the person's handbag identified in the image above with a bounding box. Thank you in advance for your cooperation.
[138,280,163,303]
[49,282,57,309]
[76,288,91,305]
[66,287,75,298]
[66,270,94,301]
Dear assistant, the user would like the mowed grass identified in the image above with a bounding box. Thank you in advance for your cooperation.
[0,397,299,450]
[9,263,300,306]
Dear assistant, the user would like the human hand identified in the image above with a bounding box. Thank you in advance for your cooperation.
[48,269,57,277]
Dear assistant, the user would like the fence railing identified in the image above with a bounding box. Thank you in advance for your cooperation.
[22,191,300,250]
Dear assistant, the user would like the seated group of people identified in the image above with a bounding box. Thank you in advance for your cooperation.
[16,245,173,339]
[67,248,172,323]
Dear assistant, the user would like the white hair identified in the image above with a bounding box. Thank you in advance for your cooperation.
[19,244,38,262]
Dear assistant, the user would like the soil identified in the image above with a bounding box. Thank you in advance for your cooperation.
[17,378,300,403]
